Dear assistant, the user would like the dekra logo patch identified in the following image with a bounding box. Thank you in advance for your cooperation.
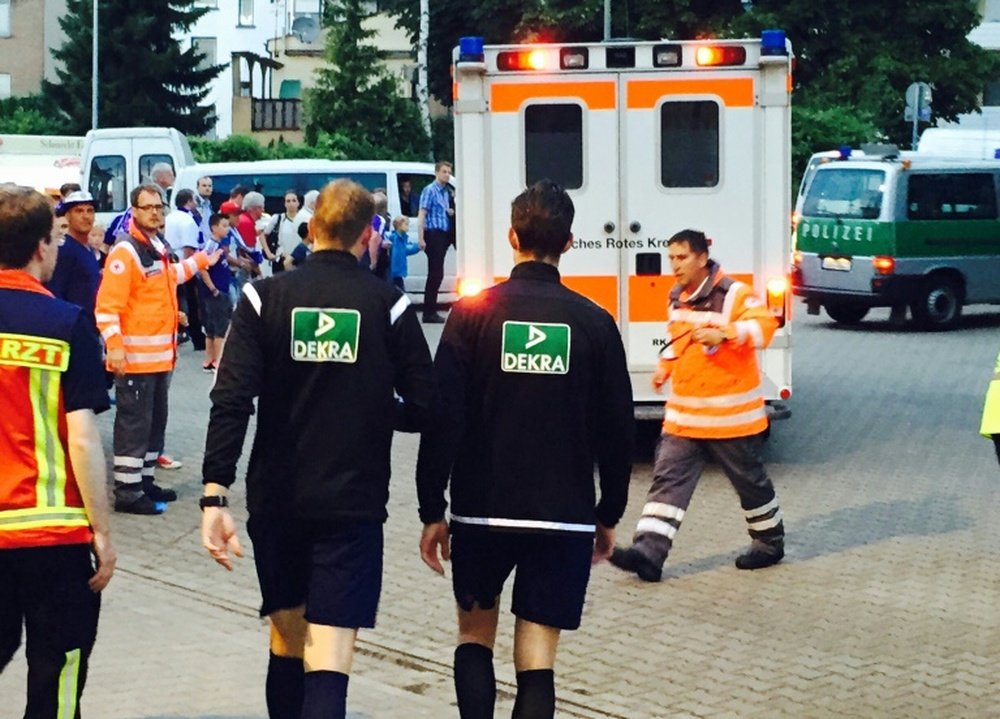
[291,308,360,363]
[501,321,570,375]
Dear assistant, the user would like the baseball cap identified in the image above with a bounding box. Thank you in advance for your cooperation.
[220,200,241,214]
[61,190,95,207]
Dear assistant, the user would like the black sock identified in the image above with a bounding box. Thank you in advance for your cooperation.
[454,643,495,719]
[265,653,303,719]
[301,670,349,719]
[512,669,555,719]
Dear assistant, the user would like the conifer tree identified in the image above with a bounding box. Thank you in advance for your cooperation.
[43,0,222,134]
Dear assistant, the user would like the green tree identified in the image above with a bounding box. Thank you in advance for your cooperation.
[0,95,69,134]
[304,0,430,160]
[43,0,222,135]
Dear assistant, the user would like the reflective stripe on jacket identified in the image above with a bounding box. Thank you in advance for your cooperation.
[95,222,209,373]
[981,349,1000,437]
[659,261,777,439]
[0,271,91,548]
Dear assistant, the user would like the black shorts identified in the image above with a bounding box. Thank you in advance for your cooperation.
[247,515,383,629]
[450,523,594,630]
[200,292,233,338]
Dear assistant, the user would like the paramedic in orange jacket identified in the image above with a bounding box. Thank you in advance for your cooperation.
[95,183,221,515]
[610,229,784,582]
[0,185,116,719]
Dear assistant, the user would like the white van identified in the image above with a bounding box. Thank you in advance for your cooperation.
[172,159,456,301]
[81,127,193,225]
[917,127,1000,160]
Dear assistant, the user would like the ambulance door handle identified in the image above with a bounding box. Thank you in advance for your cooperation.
[629,221,641,233]
[603,221,615,234]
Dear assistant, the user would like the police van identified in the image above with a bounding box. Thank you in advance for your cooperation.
[792,152,1000,329]
[451,32,794,417]
[174,160,456,300]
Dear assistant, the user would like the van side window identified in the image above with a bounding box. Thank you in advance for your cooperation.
[88,155,126,212]
[139,154,174,185]
[404,173,435,217]
[907,173,998,221]
[205,171,389,215]
[524,104,583,190]
[660,101,719,188]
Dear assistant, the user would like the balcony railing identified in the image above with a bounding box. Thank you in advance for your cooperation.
[252,99,302,131]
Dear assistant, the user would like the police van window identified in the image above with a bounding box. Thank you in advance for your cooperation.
[206,171,388,215]
[404,173,435,217]
[524,104,583,190]
[660,101,719,188]
[139,154,174,185]
[906,173,998,221]
[802,169,885,219]
[88,155,126,213]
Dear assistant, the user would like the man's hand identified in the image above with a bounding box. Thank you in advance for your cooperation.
[652,363,670,392]
[107,348,127,376]
[418,237,427,251]
[178,311,189,327]
[419,520,450,575]
[89,530,116,591]
[592,523,614,565]
[202,507,243,571]
[692,326,726,347]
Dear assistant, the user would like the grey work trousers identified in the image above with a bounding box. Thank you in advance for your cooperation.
[112,372,171,497]
[632,432,783,566]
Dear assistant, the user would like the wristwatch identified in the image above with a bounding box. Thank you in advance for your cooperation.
[199,495,229,510]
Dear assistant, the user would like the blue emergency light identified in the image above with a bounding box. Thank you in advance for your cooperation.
[459,36,485,63]
[760,29,787,56]
[838,145,852,160]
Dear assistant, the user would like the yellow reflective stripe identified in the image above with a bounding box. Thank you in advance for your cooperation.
[29,368,52,506]
[0,506,89,520]
[0,507,89,532]
[46,368,68,507]
[58,648,82,719]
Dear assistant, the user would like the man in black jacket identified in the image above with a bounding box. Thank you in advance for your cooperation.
[199,179,434,719]
[417,180,634,719]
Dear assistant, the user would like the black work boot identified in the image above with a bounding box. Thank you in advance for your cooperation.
[735,539,784,570]
[114,491,164,515]
[142,477,177,503]
[609,546,663,582]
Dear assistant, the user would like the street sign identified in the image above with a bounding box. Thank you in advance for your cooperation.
[905,81,933,148]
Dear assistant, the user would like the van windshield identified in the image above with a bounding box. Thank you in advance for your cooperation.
[802,168,885,220]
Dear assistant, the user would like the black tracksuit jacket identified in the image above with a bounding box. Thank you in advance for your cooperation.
[202,249,434,522]
[416,261,634,531]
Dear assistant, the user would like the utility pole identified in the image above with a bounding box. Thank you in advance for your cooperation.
[417,0,432,158]
[92,0,98,129]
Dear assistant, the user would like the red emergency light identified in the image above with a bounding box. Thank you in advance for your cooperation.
[497,49,548,71]
[695,45,747,67]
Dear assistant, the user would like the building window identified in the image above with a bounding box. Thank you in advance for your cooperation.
[192,37,217,72]
[0,0,11,38]
[238,0,253,26]
[985,79,1000,106]
[0,73,11,100]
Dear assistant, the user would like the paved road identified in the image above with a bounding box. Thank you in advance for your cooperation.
[3,305,999,718]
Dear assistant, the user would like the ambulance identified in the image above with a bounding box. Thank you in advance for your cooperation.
[451,31,794,418]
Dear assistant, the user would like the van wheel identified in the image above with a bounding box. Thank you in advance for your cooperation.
[824,303,869,325]
[911,278,962,330]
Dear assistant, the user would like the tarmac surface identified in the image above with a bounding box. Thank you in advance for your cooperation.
[2,305,1000,718]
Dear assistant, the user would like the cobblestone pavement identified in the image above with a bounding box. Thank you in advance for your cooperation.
[3,306,1000,718]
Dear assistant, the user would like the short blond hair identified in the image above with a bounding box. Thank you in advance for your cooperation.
[311,179,375,249]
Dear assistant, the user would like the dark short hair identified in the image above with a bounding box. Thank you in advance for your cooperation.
[54,204,68,218]
[60,182,81,198]
[667,229,710,255]
[131,183,164,208]
[208,212,229,230]
[510,180,575,260]
[297,220,309,240]
[434,160,452,173]
[230,185,249,199]
[174,188,195,208]
[0,186,55,269]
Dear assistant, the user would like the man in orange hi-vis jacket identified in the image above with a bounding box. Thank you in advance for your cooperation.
[610,229,784,582]
[95,183,222,515]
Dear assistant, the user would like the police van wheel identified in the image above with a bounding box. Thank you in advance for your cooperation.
[911,278,962,331]
[824,303,869,325]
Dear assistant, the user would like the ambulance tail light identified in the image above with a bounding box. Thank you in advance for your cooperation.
[457,277,484,298]
[695,45,746,67]
[497,49,548,71]
[779,386,792,400]
[872,256,895,275]
[766,276,789,327]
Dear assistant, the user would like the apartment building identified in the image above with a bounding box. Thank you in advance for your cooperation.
[0,0,68,99]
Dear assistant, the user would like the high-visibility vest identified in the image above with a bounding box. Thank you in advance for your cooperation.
[980,349,1000,438]
[0,270,92,548]
[658,262,778,440]
[95,222,209,374]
